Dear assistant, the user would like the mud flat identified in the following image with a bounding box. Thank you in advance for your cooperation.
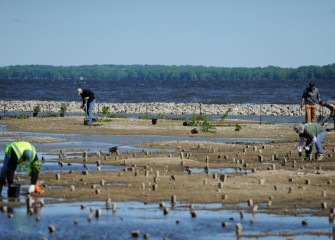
[0,116,335,238]
[0,116,334,212]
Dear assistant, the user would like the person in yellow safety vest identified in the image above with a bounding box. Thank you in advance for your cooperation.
[0,141,45,196]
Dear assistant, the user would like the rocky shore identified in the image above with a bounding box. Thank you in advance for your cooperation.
[0,100,314,116]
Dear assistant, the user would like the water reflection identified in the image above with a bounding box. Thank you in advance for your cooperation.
[0,201,332,240]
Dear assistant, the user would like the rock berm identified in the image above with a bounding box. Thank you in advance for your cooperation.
[0,100,312,116]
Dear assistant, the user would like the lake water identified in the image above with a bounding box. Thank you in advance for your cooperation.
[0,78,334,104]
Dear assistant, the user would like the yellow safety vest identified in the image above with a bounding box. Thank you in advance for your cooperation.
[5,141,36,162]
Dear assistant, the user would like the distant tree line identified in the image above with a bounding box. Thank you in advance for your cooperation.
[0,64,334,81]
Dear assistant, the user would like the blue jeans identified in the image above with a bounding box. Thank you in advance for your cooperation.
[87,99,96,124]
[305,128,326,155]
[0,155,10,184]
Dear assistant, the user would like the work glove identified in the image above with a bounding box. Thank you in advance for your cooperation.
[305,146,310,151]
[29,181,45,194]
[35,182,45,194]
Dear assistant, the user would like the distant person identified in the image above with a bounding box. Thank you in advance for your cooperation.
[293,123,326,161]
[301,82,321,123]
[77,88,96,126]
[0,141,45,196]
[319,100,335,130]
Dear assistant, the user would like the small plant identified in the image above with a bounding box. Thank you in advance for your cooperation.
[221,108,232,121]
[98,118,113,123]
[235,124,242,131]
[193,114,208,122]
[33,104,41,113]
[102,106,110,117]
[200,120,214,132]
[186,115,215,132]
[59,103,69,116]
[187,114,208,126]
[188,117,198,126]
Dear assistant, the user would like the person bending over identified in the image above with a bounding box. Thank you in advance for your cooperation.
[319,100,335,131]
[293,123,326,161]
[77,88,96,126]
[0,141,45,196]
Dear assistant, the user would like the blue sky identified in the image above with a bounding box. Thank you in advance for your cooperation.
[1,0,335,68]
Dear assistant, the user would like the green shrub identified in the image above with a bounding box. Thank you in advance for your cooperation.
[200,120,214,132]
[33,105,41,113]
[102,106,110,116]
[59,103,69,114]
[235,124,242,131]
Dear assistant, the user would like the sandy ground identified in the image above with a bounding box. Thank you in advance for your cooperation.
[1,116,335,217]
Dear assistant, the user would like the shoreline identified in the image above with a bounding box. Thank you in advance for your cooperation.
[0,100,315,116]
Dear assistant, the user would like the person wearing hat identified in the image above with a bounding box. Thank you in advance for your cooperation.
[300,82,321,123]
[0,141,45,196]
[293,123,326,161]
[77,88,96,126]
[319,100,335,131]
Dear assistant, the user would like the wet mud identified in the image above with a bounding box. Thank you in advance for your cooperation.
[0,116,335,239]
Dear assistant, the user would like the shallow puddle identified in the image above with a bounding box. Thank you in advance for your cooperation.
[190,167,253,174]
[0,200,332,240]
[0,126,275,161]
[41,162,124,173]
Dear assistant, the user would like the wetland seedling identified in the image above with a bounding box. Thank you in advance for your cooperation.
[235,124,242,131]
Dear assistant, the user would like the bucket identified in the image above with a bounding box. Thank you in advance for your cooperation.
[8,184,21,198]
[152,119,157,125]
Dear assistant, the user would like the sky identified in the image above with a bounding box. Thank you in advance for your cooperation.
[1,0,335,68]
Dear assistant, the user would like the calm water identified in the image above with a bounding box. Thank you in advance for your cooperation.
[1,79,334,104]
[0,201,333,240]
